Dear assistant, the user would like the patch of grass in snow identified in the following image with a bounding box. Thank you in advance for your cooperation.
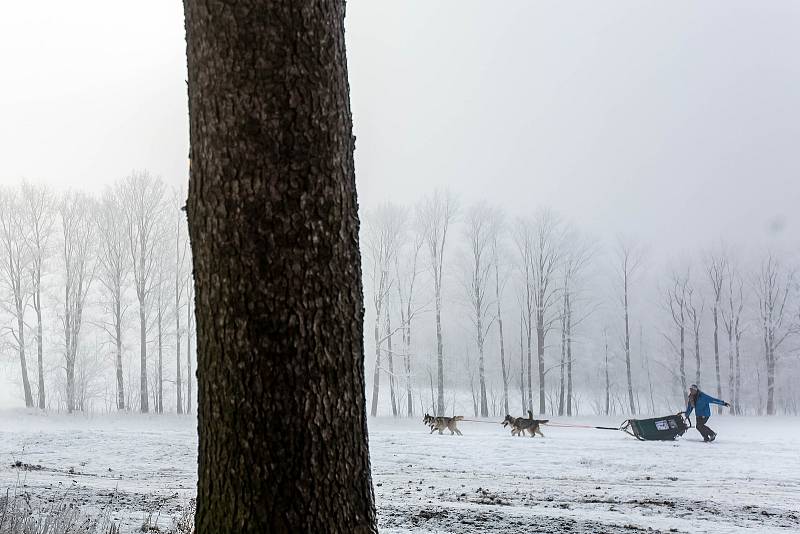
[0,487,195,534]
[0,486,119,534]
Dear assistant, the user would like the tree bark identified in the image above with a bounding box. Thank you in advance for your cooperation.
[184,1,377,531]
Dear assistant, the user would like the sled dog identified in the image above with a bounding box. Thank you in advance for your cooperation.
[423,413,464,435]
[502,410,547,437]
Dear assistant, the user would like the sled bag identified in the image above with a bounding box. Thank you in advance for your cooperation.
[620,414,689,441]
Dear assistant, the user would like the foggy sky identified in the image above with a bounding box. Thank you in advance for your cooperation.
[1,1,798,246]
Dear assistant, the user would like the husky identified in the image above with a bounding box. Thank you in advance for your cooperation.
[502,410,548,437]
[422,413,464,435]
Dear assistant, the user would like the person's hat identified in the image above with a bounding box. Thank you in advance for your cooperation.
[689,384,698,391]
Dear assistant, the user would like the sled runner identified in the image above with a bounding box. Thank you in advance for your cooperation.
[614,413,691,441]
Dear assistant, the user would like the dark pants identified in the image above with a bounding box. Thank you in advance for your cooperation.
[696,416,716,441]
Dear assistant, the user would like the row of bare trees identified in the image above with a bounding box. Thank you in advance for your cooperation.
[364,194,800,418]
[0,174,194,413]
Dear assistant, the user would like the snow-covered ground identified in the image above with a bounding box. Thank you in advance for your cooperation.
[1,410,798,533]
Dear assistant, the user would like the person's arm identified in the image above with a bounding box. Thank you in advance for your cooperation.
[704,393,730,407]
[685,403,694,417]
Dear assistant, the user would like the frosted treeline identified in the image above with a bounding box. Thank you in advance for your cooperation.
[361,192,800,418]
[0,174,193,414]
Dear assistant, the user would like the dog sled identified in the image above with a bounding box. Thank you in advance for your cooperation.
[611,413,691,441]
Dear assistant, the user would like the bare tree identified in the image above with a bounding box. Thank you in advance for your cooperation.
[58,191,96,412]
[754,254,796,415]
[394,221,424,417]
[664,270,690,398]
[516,210,562,415]
[172,190,190,415]
[707,253,727,413]
[615,238,643,415]
[418,190,458,415]
[21,181,56,409]
[490,210,510,415]
[0,185,34,407]
[721,266,744,414]
[95,187,131,411]
[687,281,704,388]
[558,232,593,416]
[186,272,194,415]
[462,202,494,417]
[363,203,404,417]
[154,242,170,414]
[119,171,167,413]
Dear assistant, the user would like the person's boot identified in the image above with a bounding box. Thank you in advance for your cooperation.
[708,431,716,442]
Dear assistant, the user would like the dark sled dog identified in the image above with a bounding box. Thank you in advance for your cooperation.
[423,413,464,435]
[502,410,548,437]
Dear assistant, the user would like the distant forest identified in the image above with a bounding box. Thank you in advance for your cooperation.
[1,181,798,417]
[362,191,800,418]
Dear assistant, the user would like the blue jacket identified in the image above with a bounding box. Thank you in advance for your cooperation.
[686,391,726,418]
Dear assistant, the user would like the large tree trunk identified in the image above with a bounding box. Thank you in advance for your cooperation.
[184,1,377,531]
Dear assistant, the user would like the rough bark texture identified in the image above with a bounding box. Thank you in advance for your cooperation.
[184,1,377,532]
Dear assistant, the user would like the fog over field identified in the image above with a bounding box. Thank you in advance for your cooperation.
[0,1,799,533]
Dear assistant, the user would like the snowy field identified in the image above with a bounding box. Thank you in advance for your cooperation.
[1,410,799,533]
